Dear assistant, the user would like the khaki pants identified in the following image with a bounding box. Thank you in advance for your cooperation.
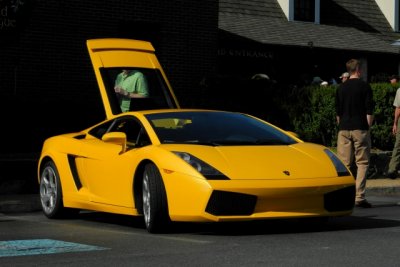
[337,130,371,203]
[388,120,400,174]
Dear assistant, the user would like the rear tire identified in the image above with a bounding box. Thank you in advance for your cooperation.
[142,163,170,233]
[40,160,78,218]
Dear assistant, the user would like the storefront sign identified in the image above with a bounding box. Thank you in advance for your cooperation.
[218,48,274,59]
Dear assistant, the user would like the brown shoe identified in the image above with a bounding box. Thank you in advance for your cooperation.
[355,200,372,208]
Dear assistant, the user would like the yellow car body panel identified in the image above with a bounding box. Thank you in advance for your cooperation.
[142,142,355,222]
[38,109,355,224]
[165,176,354,222]
[86,38,179,119]
[159,143,341,179]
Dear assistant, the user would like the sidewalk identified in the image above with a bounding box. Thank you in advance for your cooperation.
[1,178,400,214]
[365,178,400,196]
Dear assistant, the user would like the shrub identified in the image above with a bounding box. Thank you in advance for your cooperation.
[369,83,397,150]
[280,83,398,150]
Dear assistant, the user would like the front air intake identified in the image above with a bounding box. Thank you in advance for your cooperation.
[324,186,355,212]
[205,190,257,216]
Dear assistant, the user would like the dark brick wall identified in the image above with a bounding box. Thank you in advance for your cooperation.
[0,0,218,154]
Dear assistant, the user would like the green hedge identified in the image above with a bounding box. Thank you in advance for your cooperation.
[281,83,398,150]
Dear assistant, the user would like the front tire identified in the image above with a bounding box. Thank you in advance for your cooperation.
[142,163,170,233]
[40,160,78,218]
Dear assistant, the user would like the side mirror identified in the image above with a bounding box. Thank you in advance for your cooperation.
[102,132,127,153]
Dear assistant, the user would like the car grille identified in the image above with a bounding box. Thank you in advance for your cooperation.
[205,190,257,216]
[324,186,355,212]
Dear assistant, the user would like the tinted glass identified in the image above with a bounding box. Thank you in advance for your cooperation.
[100,67,177,114]
[146,111,297,146]
[88,116,151,148]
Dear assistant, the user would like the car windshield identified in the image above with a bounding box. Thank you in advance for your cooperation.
[145,111,297,146]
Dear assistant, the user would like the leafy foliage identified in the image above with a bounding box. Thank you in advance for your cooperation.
[370,83,397,150]
[280,83,398,150]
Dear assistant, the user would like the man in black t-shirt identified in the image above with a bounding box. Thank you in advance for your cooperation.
[335,59,375,208]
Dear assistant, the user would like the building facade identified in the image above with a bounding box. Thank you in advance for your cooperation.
[212,0,400,126]
[218,0,400,85]
[0,0,218,154]
[1,0,400,154]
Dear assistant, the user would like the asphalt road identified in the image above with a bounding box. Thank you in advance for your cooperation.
[1,195,399,267]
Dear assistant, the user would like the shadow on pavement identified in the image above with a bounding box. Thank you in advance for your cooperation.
[51,211,400,236]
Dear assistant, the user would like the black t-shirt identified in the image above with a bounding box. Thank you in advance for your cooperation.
[335,78,374,130]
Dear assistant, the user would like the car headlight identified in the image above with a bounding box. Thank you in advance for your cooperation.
[324,149,351,177]
[172,151,229,180]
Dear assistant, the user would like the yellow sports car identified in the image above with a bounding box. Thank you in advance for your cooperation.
[37,39,355,233]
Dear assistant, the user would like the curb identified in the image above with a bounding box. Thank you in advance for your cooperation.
[366,184,400,196]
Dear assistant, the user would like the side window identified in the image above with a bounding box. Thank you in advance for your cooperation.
[88,121,114,139]
[136,128,151,147]
[114,70,150,112]
[100,67,177,114]
[109,118,140,145]
[88,117,151,148]
[108,117,151,148]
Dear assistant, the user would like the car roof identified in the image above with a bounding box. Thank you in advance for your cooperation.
[87,38,179,119]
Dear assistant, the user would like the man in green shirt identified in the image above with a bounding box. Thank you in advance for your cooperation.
[114,69,149,112]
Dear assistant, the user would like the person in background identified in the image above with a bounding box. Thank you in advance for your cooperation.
[311,76,323,85]
[320,81,328,87]
[389,74,399,85]
[335,59,375,208]
[339,72,350,83]
[114,69,149,112]
[386,75,400,179]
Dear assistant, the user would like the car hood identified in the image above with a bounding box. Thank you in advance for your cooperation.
[86,38,179,119]
[161,143,340,179]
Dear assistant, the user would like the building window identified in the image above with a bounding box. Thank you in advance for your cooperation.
[294,0,315,22]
